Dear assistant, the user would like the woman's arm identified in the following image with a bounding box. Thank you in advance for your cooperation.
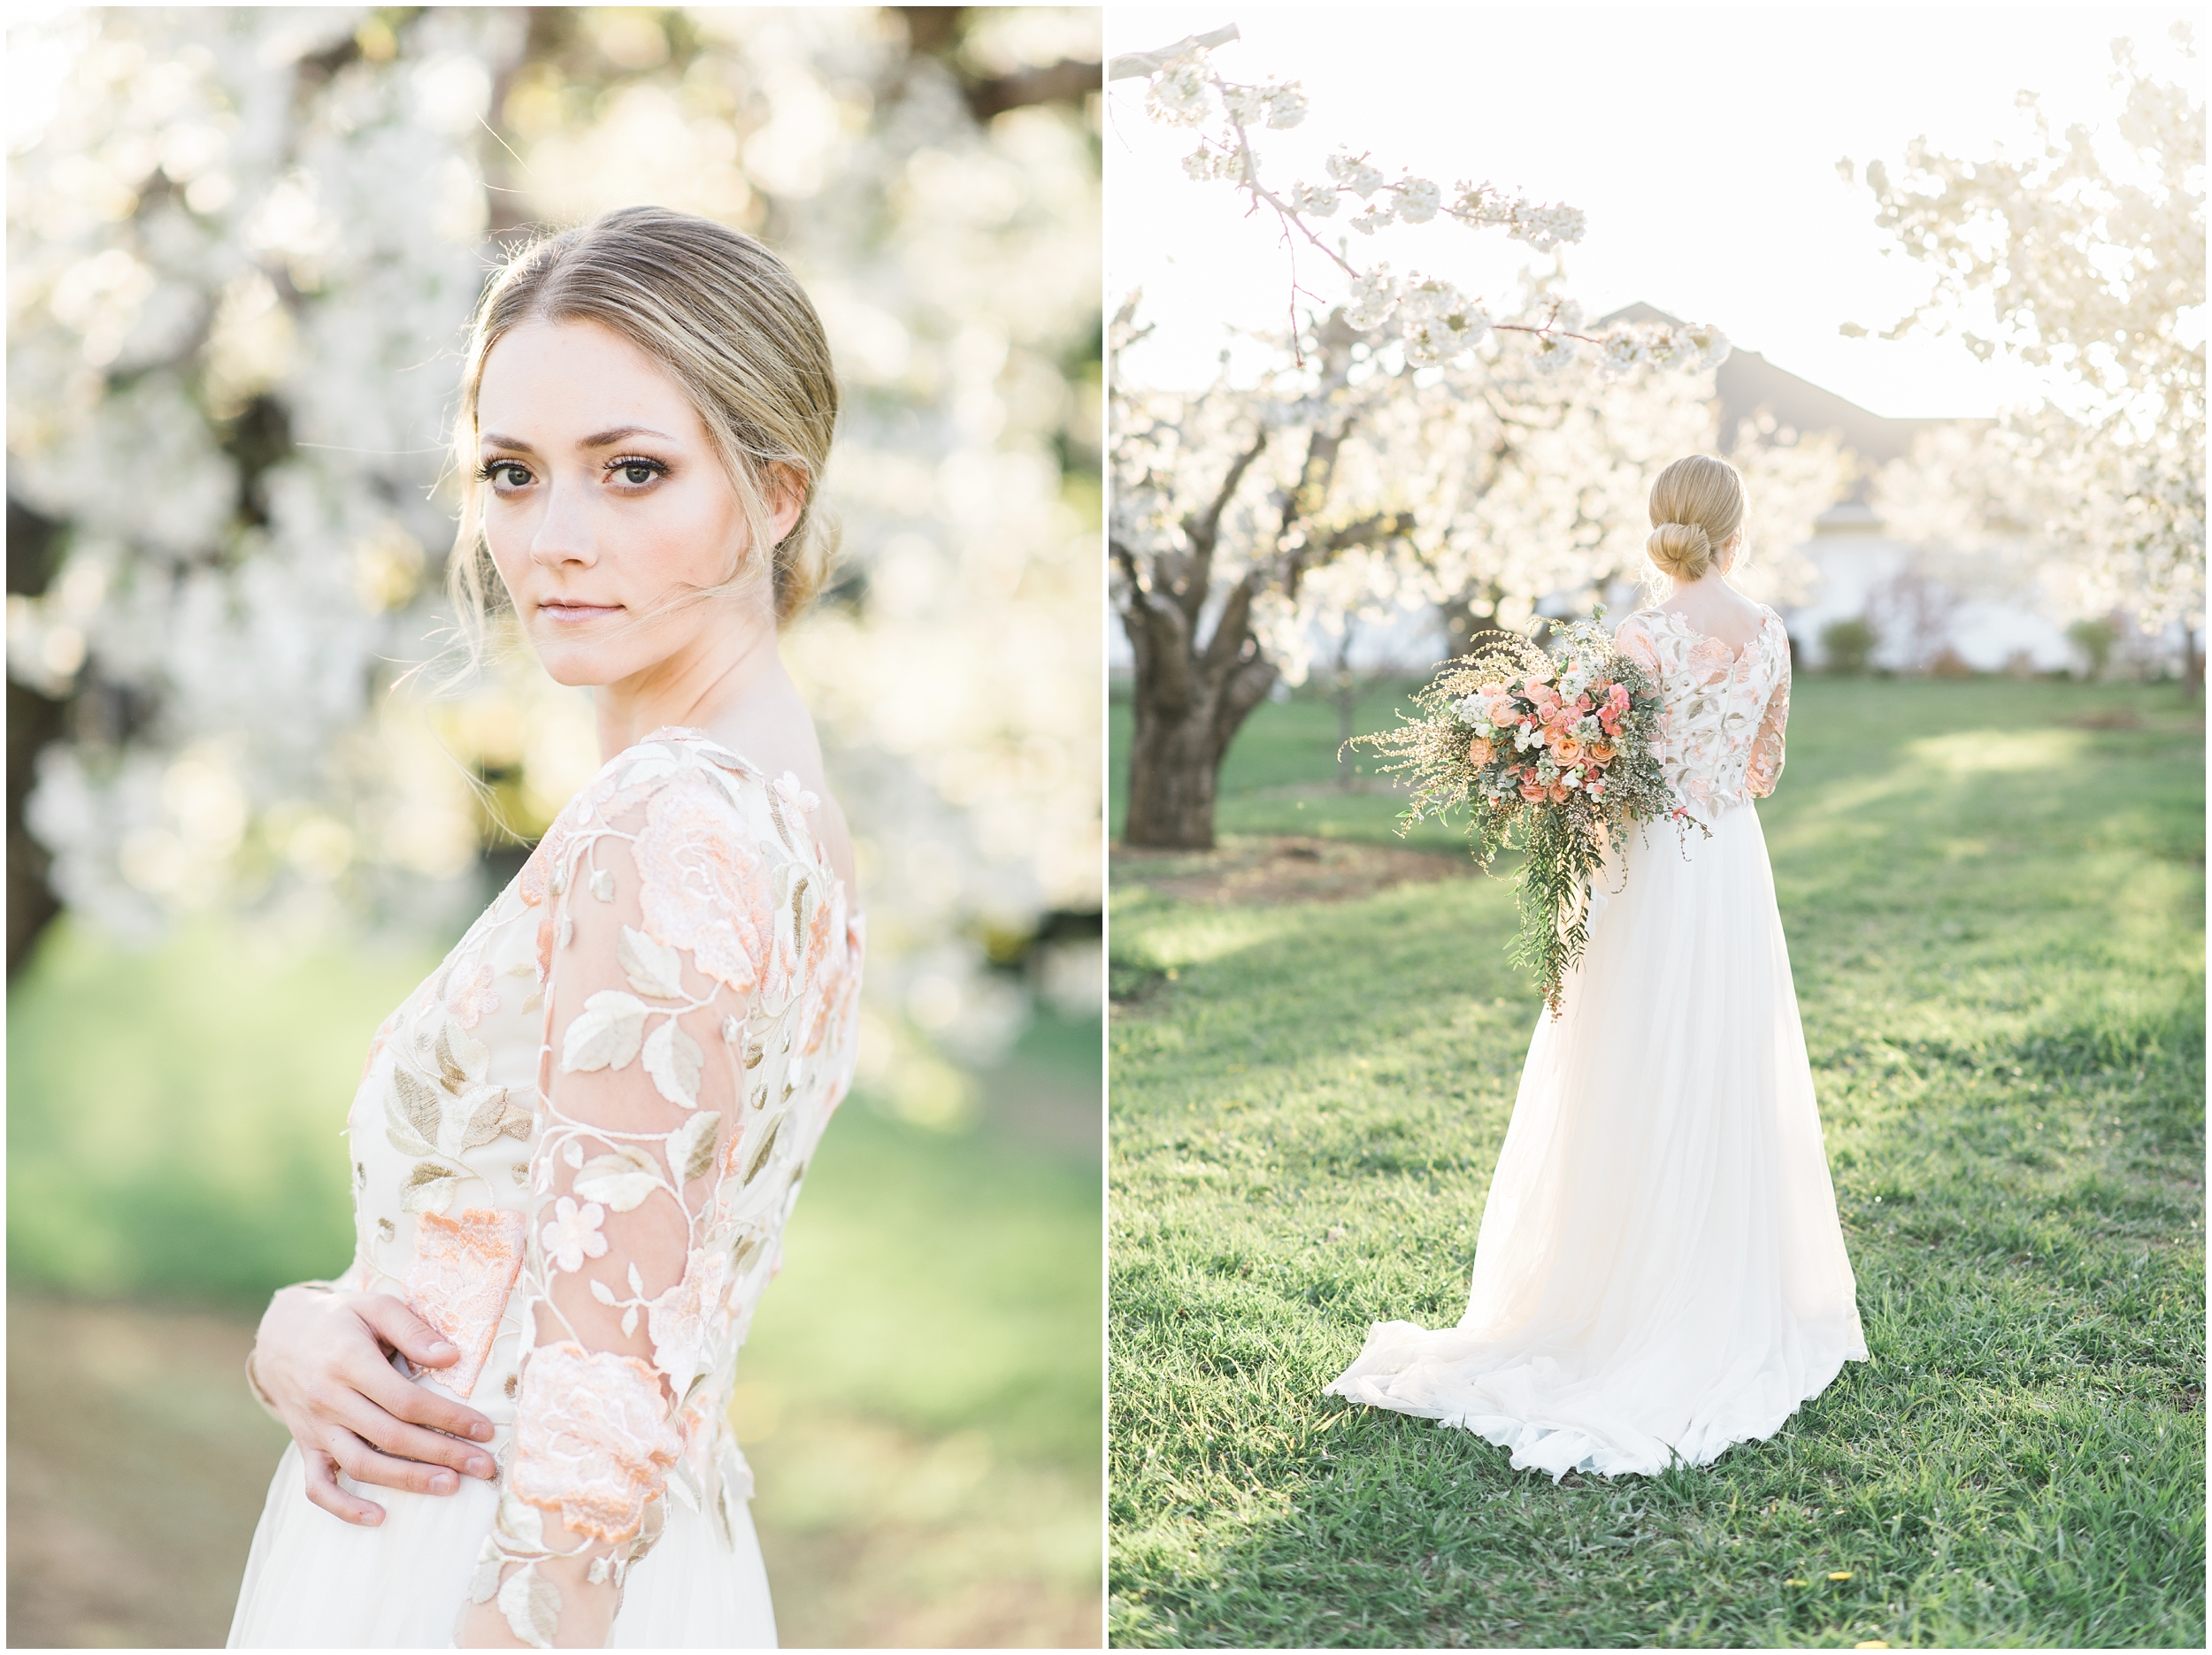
[1747,656,1790,798]
[249,1282,498,1525]
[458,776,757,1648]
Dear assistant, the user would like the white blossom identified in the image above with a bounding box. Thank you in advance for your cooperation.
[1394,177,1440,225]
[1145,50,1213,126]
[1343,264,1400,331]
[1325,151,1386,197]
[1286,181,1340,217]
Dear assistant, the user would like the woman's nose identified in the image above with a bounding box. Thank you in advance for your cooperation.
[529,477,597,568]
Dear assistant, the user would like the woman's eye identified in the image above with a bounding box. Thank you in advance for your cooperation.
[610,458,665,487]
[621,463,657,486]
[484,461,531,489]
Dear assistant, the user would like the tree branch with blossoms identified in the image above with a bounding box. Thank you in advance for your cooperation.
[1111,27,1730,376]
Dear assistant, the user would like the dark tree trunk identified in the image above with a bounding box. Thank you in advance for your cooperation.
[1330,623,1358,791]
[8,494,66,977]
[2184,628,2202,702]
[1113,313,1403,849]
[1122,644,1278,848]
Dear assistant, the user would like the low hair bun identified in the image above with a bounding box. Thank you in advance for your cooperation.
[1647,521,1713,582]
[1645,454,1747,587]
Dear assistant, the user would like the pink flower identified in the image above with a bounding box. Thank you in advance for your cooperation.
[541,1196,608,1274]
[510,1342,683,1544]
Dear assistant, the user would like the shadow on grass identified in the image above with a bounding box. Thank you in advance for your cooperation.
[1108,678,2204,1648]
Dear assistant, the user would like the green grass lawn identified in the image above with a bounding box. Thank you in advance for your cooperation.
[7,919,1102,1646]
[1108,675,2204,1648]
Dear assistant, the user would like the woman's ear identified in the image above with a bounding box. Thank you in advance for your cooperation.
[765,463,807,546]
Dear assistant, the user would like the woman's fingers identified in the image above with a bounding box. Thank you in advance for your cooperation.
[302,1447,385,1527]
[332,1385,497,1483]
[326,1423,466,1498]
[353,1292,462,1369]
[351,1348,497,1453]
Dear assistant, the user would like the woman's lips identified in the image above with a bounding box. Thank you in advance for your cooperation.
[538,601,621,624]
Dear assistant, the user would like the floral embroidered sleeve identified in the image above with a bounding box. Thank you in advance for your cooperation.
[1614,614,1662,678]
[1747,653,1790,798]
[459,771,770,1649]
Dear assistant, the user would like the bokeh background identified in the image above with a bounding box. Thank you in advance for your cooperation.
[6,6,1102,1647]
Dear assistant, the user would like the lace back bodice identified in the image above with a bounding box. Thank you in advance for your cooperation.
[1615,607,1791,816]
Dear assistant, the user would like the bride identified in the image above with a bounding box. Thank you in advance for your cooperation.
[1327,453,1867,1481]
[229,206,862,1646]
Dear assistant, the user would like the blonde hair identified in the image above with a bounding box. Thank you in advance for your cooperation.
[446,206,840,645]
[1645,454,1746,584]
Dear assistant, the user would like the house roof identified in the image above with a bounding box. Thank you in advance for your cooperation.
[1599,303,1959,511]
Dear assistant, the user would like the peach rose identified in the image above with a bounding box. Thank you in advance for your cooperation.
[1467,736,1495,765]
[1554,737,1583,763]
[1587,743,1615,764]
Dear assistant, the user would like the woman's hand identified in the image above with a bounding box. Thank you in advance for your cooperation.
[250,1283,499,1527]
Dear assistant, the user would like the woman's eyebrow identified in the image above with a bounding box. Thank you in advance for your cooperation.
[578,424,674,448]
[477,425,675,453]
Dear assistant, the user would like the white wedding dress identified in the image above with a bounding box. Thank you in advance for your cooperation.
[228,730,863,1647]
[1327,606,1867,1480]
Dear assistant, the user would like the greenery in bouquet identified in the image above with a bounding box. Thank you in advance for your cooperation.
[1353,613,1692,1010]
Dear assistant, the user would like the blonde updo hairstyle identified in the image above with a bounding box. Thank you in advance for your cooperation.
[448,205,841,647]
[1644,454,1746,586]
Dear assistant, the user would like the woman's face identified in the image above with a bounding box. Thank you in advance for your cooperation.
[475,317,790,688]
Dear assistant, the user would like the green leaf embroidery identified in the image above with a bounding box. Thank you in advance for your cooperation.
[741,1115,782,1184]
[388,1069,440,1155]
[457,1088,533,1152]
[398,1159,465,1215]
[670,1110,722,1186]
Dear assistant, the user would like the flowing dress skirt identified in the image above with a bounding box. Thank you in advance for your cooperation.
[227,1437,776,1648]
[1325,802,1867,1480]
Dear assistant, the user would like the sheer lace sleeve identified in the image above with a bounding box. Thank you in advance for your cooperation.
[459,770,765,1649]
[1747,653,1790,798]
[1615,613,1663,678]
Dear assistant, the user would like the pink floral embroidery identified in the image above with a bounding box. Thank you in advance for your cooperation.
[645,1245,729,1389]
[519,820,569,908]
[509,1342,683,1543]
[542,1196,609,1273]
[1624,609,1789,814]
[403,1207,526,1398]
[445,963,500,1030]
[633,774,773,994]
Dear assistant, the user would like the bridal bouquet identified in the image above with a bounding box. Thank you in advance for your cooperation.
[1352,613,1691,1012]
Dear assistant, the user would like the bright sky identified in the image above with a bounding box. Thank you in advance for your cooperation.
[1105,4,2202,417]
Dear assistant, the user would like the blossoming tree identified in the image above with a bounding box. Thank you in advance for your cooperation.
[6,8,1102,1111]
[1107,32,1835,850]
[1841,26,2205,684]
